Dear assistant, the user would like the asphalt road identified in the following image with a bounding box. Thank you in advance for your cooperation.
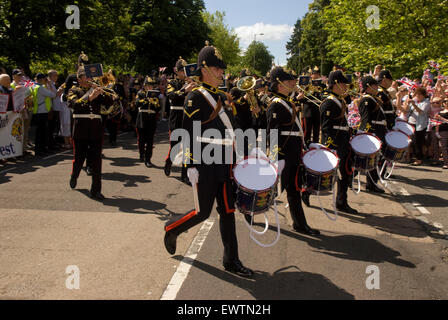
[1,121,447,300]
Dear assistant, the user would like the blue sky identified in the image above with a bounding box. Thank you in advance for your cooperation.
[203,0,314,66]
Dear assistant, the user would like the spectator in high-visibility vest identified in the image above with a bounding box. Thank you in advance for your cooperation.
[32,73,56,156]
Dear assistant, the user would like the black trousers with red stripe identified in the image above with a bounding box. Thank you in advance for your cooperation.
[336,147,352,206]
[72,139,102,194]
[282,162,309,228]
[165,165,240,266]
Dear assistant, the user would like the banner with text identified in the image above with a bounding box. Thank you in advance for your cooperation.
[0,111,24,159]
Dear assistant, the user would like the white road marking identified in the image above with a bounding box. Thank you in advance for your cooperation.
[0,167,14,174]
[43,150,71,160]
[433,222,444,230]
[160,218,215,300]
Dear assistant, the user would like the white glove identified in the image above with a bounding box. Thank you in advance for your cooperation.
[187,168,199,185]
[436,133,442,139]
[250,147,267,159]
[277,160,285,175]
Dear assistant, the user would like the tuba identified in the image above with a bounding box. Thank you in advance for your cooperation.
[237,76,260,118]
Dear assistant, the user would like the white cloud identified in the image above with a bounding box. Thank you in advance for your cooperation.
[235,22,294,48]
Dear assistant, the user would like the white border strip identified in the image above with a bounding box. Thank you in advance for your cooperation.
[160,218,215,300]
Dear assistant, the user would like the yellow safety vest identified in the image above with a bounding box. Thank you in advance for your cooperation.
[31,85,52,114]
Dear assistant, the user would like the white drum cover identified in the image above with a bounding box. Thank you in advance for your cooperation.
[233,158,277,191]
[393,121,414,137]
[351,134,382,155]
[303,149,339,173]
[309,143,326,150]
[385,131,410,149]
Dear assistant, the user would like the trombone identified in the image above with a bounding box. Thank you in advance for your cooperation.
[295,82,324,107]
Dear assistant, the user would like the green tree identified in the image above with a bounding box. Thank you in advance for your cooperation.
[323,0,448,78]
[202,11,241,67]
[286,0,332,75]
[242,41,274,76]
[0,0,134,75]
[286,19,303,73]
[129,0,210,74]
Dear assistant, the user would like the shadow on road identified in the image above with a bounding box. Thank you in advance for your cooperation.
[335,211,428,239]
[395,164,442,173]
[393,174,448,194]
[262,226,416,268]
[102,172,152,187]
[103,156,141,168]
[173,257,355,300]
[0,153,72,184]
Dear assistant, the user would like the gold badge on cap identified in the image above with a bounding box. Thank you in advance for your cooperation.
[214,47,223,61]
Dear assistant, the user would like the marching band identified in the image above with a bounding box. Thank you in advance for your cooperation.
[65,46,420,278]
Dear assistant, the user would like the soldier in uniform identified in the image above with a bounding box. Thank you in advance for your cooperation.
[319,70,358,214]
[377,70,396,130]
[358,76,386,194]
[164,44,253,277]
[267,66,320,236]
[252,79,269,141]
[164,58,195,180]
[230,86,254,132]
[300,67,323,146]
[68,67,116,201]
[129,78,142,134]
[135,76,161,167]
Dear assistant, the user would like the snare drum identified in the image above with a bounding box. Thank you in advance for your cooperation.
[383,130,411,162]
[393,119,415,137]
[233,156,278,215]
[350,133,382,171]
[302,147,339,194]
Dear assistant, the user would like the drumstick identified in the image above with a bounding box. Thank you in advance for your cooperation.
[193,183,200,213]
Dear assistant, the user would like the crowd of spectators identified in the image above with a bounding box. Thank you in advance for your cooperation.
[0,68,171,161]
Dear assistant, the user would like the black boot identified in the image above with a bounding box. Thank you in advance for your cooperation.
[293,224,321,236]
[164,161,172,177]
[164,232,177,255]
[224,260,254,278]
[366,183,385,194]
[336,203,359,214]
[69,176,77,189]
